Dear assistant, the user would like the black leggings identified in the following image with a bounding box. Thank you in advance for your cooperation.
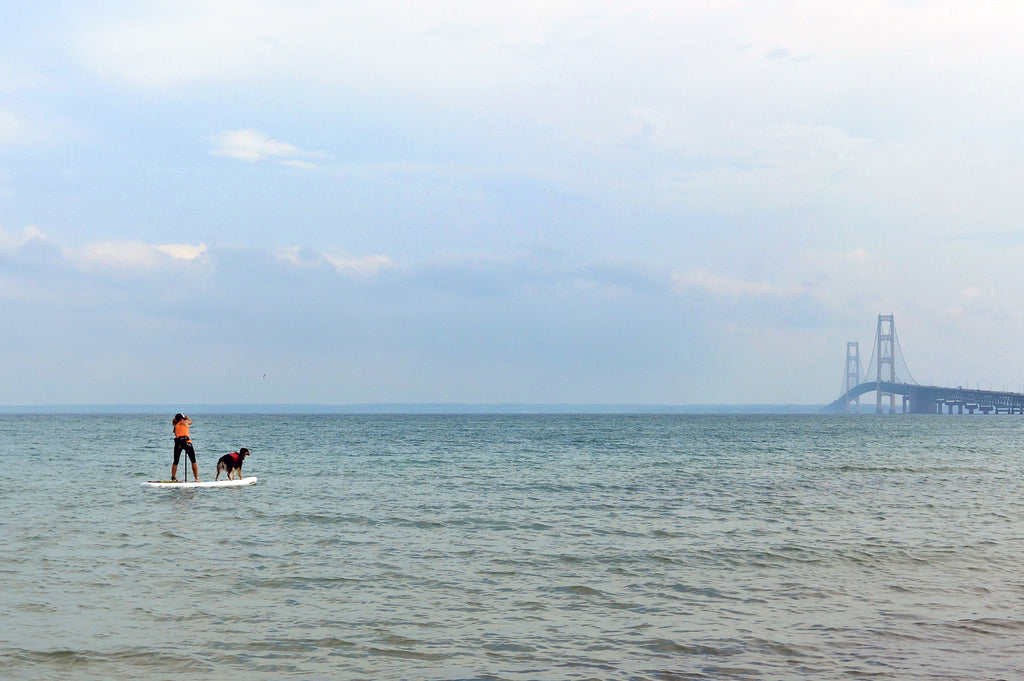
[173,436,196,465]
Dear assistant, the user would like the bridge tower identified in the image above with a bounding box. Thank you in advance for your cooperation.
[876,314,896,414]
[844,341,860,413]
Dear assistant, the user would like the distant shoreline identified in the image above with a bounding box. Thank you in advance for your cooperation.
[0,403,825,415]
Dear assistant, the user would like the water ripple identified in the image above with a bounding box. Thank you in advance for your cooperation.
[4,414,1024,680]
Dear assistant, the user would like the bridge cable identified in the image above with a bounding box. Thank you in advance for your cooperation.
[861,339,877,386]
[893,327,918,385]
[837,363,850,400]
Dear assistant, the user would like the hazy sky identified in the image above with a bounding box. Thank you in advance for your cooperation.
[3,1,1024,406]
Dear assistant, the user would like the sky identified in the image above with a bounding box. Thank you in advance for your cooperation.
[3,1,1024,406]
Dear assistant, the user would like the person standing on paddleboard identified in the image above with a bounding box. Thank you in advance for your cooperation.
[171,413,200,482]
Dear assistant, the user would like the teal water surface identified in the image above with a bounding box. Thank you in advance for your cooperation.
[2,413,1024,680]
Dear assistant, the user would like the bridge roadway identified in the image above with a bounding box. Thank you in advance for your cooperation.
[824,381,1024,414]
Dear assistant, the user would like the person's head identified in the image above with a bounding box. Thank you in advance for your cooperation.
[173,413,184,424]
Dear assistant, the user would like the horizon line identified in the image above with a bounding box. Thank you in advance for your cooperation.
[0,402,825,415]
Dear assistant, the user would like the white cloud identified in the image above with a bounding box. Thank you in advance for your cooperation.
[960,286,985,300]
[671,268,804,298]
[1,230,209,269]
[72,241,207,269]
[12,1,1024,404]
[279,159,318,169]
[273,247,319,268]
[6,231,396,283]
[73,2,619,92]
[324,254,392,276]
[802,247,875,278]
[62,1,1024,245]
[154,243,208,261]
[274,247,392,276]
[0,225,48,251]
[208,129,320,165]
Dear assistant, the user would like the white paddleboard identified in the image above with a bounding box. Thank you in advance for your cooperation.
[141,476,258,489]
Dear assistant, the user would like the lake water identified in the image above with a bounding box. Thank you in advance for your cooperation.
[2,413,1024,680]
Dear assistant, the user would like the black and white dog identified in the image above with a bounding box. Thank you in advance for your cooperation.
[215,448,250,480]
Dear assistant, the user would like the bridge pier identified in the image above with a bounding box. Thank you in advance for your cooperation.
[908,386,938,414]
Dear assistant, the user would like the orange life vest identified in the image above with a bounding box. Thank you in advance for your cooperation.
[174,420,190,438]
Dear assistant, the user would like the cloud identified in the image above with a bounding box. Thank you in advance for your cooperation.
[73,2,618,92]
[1,228,212,271]
[272,248,392,276]
[208,129,322,165]
[59,1,1024,246]
[0,230,926,403]
[324,254,392,277]
[960,286,986,301]
[671,268,804,299]
[11,1,1024,405]
[0,225,66,265]
[2,231,399,287]
[71,240,207,270]
[279,159,318,169]
[0,225,46,251]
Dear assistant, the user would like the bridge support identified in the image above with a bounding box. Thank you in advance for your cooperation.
[907,386,939,414]
[876,314,896,414]
[844,342,860,413]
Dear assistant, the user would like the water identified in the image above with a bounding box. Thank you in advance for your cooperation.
[3,413,1024,680]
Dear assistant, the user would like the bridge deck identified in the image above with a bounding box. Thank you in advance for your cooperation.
[824,382,1024,414]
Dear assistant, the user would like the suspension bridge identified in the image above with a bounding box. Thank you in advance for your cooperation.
[823,314,1024,414]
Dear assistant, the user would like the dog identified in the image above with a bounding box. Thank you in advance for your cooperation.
[215,448,250,480]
